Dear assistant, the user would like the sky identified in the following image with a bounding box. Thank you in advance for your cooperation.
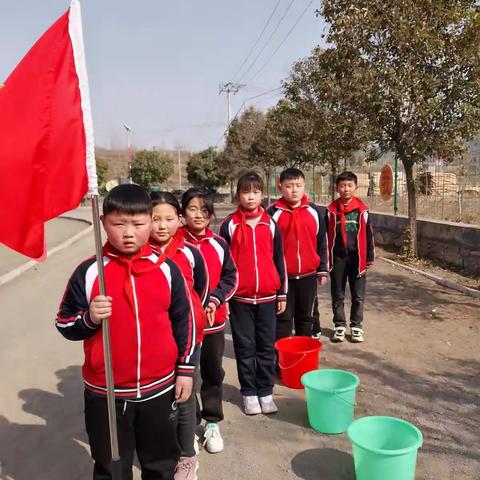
[0,1,327,152]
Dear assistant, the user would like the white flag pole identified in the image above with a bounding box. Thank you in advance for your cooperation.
[69,1,122,477]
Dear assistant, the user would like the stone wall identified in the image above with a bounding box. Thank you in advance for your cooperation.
[370,212,480,277]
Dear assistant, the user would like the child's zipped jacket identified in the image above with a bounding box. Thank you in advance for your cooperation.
[267,195,328,279]
[326,198,375,276]
[56,243,196,401]
[181,226,238,335]
[159,232,210,344]
[219,208,287,304]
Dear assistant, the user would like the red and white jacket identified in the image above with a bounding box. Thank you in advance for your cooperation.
[156,234,209,345]
[181,226,238,335]
[219,209,287,304]
[56,243,196,402]
[267,196,328,279]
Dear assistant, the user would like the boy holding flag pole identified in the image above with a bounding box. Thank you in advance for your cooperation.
[0,2,197,478]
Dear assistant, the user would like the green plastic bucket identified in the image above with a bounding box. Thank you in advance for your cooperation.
[301,369,360,434]
[347,416,423,480]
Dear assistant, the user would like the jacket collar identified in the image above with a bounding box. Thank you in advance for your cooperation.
[231,207,270,226]
[274,195,309,211]
[327,197,368,215]
[181,226,215,243]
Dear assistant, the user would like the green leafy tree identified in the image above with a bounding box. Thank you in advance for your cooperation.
[317,0,480,255]
[249,101,311,201]
[95,157,109,195]
[130,150,173,191]
[221,107,266,198]
[186,147,226,191]
[284,47,374,200]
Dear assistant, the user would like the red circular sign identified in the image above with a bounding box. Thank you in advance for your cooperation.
[380,164,393,200]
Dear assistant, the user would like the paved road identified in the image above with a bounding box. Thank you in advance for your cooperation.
[0,207,91,276]
[0,216,478,480]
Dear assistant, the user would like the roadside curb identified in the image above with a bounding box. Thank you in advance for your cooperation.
[379,256,480,300]
[0,216,93,288]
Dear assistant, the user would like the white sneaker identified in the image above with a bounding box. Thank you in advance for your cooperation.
[259,395,278,414]
[350,327,364,343]
[203,423,224,453]
[311,331,322,341]
[332,327,346,342]
[243,395,261,415]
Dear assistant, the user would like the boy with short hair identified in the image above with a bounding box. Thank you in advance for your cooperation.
[326,171,375,343]
[267,167,328,340]
[56,184,196,480]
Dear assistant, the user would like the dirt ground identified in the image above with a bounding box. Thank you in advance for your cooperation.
[0,210,478,480]
[197,247,480,480]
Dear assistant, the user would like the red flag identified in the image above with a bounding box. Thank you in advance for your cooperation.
[0,0,97,260]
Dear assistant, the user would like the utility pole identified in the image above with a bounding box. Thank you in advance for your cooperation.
[177,148,182,190]
[219,82,245,131]
[123,123,132,182]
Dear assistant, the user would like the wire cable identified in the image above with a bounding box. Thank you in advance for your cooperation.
[237,0,296,83]
[230,0,282,82]
[215,87,284,146]
[246,0,315,85]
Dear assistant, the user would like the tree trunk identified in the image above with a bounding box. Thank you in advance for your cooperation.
[265,169,271,205]
[330,162,337,202]
[403,159,418,257]
[230,180,234,204]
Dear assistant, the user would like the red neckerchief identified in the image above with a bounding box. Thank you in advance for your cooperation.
[103,242,166,313]
[151,229,185,260]
[334,197,361,251]
[181,226,214,246]
[234,207,263,249]
[276,195,309,247]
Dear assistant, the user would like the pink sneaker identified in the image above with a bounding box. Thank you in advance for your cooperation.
[174,456,198,480]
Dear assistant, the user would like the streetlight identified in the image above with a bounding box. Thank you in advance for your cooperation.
[123,123,132,182]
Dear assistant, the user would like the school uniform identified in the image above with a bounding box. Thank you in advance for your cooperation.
[56,242,196,479]
[156,232,210,458]
[219,209,287,397]
[267,196,328,339]
[182,227,238,423]
[326,198,375,328]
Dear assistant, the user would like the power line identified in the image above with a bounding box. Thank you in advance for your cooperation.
[237,0,296,83]
[215,87,284,147]
[246,0,315,85]
[229,87,283,128]
[230,0,282,82]
[143,123,225,134]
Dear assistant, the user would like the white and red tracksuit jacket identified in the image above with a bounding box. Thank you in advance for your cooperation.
[157,234,210,345]
[181,226,238,335]
[267,196,328,279]
[219,209,287,304]
[56,243,196,401]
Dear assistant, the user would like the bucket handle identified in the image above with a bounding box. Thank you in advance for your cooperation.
[333,391,356,408]
[278,353,308,371]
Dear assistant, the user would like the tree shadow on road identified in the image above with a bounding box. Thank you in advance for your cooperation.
[332,349,480,465]
[291,448,355,480]
[365,269,479,318]
[0,365,91,480]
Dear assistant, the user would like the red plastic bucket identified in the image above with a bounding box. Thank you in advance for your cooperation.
[275,336,323,389]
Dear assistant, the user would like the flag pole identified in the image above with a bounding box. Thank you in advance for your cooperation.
[91,194,123,479]
[67,0,122,476]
